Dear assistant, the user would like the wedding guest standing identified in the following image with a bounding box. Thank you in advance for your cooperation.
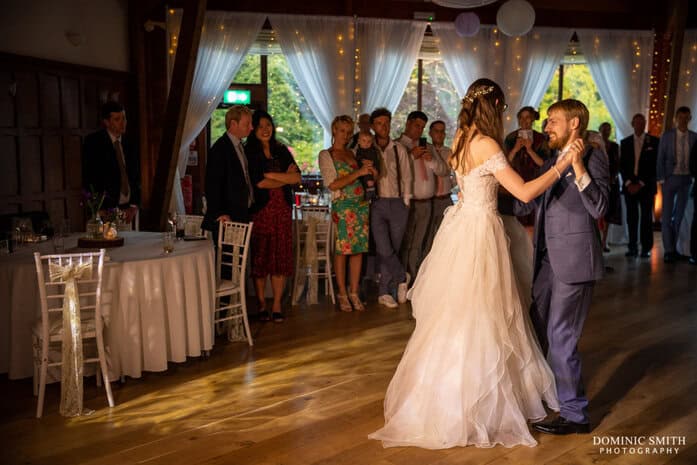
[620,114,659,258]
[319,115,376,312]
[202,105,254,234]
[82,101,140,223]
[246,110,300,323]
[599,122,622,252]
[657,106,697,262]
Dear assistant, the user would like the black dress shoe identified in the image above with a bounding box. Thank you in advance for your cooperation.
[689,257,697,266]
[532,416,590,435]
[664,253,676,263]
[640,251,651,258]
[625,250,638,257]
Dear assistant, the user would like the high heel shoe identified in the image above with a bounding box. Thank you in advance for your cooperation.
[348,293,365,311]
[337,294,353,312]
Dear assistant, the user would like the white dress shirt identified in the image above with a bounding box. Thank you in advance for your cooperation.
[375,139,413,205]
[396,134,449,200]
[227,132,254,207]
[429,144,454,196]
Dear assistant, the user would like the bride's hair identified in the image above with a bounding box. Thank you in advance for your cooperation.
[451,78,506,173]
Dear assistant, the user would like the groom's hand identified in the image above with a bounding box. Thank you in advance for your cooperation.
[569,138,587,177]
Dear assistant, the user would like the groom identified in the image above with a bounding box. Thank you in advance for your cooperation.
[511,99,609,434]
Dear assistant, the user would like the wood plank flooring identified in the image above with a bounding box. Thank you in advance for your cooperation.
[1,237,696,465]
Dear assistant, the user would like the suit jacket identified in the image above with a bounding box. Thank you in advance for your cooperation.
[82,129,140,209]
[690,140,697,198]
[619,133,659,195]
[535,147,609,283]
[656,128,697,182]
[501,147,609,284]
[202,133,252,232]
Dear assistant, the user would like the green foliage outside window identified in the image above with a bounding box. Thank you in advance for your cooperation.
[537,64,616,142]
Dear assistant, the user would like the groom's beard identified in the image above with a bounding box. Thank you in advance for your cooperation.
[547,129,572,150]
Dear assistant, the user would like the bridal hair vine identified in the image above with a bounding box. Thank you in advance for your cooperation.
[463,85,495,104]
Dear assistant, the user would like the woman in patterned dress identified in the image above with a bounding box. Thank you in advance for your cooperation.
[246,110,301,322]
[504,106,551,226]
[318,115,377,312]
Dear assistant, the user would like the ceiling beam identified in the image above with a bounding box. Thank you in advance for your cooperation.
[144,0,207,230]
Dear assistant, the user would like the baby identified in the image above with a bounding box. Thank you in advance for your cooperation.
[354,132,380,202]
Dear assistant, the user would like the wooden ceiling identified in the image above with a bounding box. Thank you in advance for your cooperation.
[165,0,694,31]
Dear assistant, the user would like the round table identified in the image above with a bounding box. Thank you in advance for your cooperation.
[0,231,215,380]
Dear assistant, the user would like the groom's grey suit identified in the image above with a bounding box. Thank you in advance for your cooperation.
[507,145,609,425]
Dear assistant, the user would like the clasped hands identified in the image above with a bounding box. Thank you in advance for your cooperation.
[358,159,378,177]
[554,138,585,175]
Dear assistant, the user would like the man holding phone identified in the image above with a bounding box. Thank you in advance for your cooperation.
[397,111,449,278]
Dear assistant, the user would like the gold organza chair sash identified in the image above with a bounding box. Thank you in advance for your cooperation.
[48,260,94,417]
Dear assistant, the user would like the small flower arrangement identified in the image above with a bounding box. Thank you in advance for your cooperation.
[82,185,106,220]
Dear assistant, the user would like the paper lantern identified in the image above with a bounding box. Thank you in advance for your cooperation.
[496,0,535,37]
[454,12,480,38]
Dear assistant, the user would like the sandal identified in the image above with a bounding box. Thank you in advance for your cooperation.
[272,312,285,323]
[348,293,365,311]
[337,294,353,312]
[258,310,270,321]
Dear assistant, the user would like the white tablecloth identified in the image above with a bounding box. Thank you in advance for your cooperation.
[0,231,215,380]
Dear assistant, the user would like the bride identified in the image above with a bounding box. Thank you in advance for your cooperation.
[369,78,584,449]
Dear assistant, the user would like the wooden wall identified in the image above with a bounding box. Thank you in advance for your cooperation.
[0,53,134,233]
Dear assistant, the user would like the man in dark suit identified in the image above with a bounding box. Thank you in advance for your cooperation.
[620,113,660,258]
[202,105,254,235]
[690,141,697,265]
[657,106,697,262]
[82,101,140,222]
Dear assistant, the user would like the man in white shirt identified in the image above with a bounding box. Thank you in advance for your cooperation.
[423,120,454,256]
[657,106,697,263]
[369,108,413,308]
[397,111,449,277]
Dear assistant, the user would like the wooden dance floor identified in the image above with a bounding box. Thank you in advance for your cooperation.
[2,237,696,465]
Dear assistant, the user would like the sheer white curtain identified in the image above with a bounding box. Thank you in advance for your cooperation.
[269,15,355,147]
[356,18,426,114]
[167,10,266,213]
[676,29,697,112]
[576,29,654,141]
[430,24,569,132]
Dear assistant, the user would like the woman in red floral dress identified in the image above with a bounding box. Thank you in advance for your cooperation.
[246,111,301,322]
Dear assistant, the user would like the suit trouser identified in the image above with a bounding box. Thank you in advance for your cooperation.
[624,190,655,253]
[400,198,433,277]
[531,253,594,424]
[661,175,692,255]
[371,198,409,296]
[424,195,453,256]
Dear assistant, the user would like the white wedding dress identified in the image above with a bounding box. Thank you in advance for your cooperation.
[369,152,559,449]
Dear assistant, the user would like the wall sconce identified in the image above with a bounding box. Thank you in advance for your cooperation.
[144,20,166,32]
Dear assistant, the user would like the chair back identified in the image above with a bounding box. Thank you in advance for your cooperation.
[33,250,106,342]
[216,221,253,284]
[181,214,206,238]
[297,205,332,257]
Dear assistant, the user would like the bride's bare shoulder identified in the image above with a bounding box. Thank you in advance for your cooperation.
[469,135,502,165]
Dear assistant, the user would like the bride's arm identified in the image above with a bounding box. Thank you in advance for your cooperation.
[481,138,579,203]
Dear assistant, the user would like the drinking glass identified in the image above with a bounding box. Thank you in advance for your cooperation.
[162,232,174,254]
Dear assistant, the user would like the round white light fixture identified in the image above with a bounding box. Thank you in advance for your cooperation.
[496,0,535,37]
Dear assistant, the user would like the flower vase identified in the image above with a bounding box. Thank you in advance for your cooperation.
[86,216,103,239]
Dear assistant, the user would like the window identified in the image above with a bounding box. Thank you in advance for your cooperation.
[393,59,460,146]
[537,54,615,141]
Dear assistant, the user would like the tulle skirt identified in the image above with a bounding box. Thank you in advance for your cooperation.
[369,204,558,449]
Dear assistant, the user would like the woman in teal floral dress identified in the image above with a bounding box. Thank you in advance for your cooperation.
[318,115,377,312]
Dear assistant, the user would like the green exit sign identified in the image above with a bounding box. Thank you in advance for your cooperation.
[223,89,251,105]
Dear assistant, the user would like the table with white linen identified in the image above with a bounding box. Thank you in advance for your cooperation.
[0,231,215,380]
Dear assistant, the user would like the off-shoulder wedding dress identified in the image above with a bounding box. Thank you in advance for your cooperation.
[369,152,559,449]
